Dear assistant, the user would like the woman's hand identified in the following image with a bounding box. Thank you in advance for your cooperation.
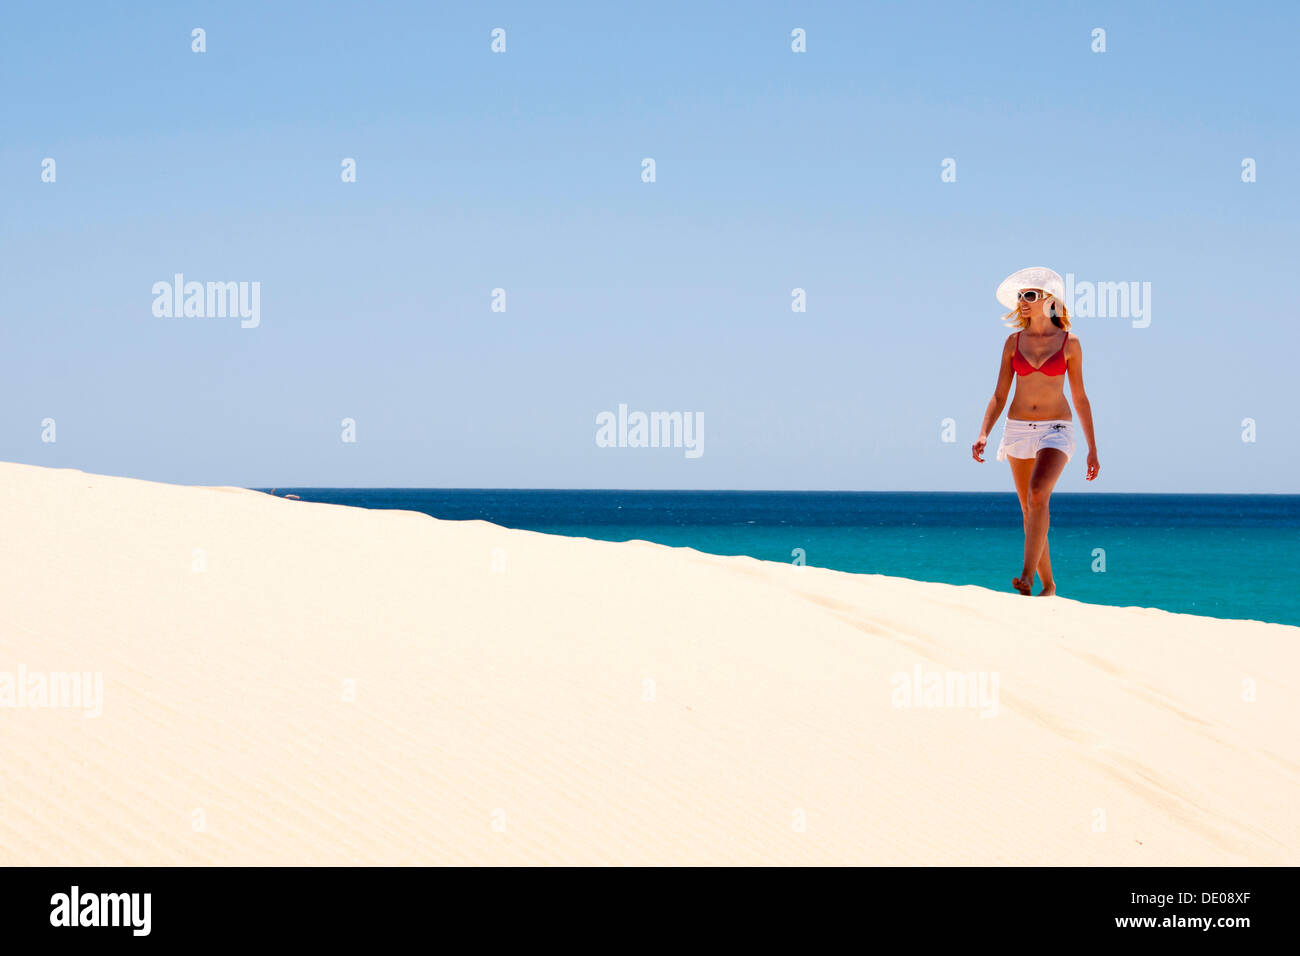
[1086,448,1100,481]
[972,435,987,462]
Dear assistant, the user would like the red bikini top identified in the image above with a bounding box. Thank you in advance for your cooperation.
[1012,330,1068,376]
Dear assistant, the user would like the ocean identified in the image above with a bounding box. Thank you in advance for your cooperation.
[261,490,1300,627]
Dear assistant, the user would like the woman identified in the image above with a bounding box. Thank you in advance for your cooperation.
[972,267,1099,596]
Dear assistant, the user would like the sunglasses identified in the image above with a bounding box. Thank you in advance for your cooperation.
[1017,289,1050,303]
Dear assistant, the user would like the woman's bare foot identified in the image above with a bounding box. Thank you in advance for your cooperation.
[1037,583,1056,596]
[1011,575,1033,595]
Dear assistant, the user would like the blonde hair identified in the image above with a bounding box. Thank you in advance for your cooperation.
[1002,292,1071,330]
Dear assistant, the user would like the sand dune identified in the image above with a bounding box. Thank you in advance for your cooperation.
[0,462,1295,865]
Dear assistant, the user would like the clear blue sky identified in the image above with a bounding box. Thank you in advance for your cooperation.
[3,1,1297,491]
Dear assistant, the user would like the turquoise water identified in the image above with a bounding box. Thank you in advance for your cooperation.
[263,490,1300,627]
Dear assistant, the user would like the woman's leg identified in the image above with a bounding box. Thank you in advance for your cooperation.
[1035,536,1055,596]
[1013,448,1069,595]
[1008,456,1054,593]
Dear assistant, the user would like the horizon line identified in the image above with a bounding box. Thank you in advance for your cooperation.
[249,487,1300,497]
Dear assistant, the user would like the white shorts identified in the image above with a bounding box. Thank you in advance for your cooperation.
[996,418,1075,462]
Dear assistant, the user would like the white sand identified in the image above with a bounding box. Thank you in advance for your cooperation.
[1,462,1296,865]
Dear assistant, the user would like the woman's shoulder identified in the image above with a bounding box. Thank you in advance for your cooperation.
[1062,330,1081,360]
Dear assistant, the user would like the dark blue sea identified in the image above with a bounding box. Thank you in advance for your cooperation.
[259,490,1300,627]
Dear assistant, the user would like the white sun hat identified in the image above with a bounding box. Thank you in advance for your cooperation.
[995,266,1065,310]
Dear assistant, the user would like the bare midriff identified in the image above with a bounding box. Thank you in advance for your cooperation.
[1007,338,1072,422]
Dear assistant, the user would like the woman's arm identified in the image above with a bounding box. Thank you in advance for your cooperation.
[972,337,1015,461]
[1065,337,1100,480]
